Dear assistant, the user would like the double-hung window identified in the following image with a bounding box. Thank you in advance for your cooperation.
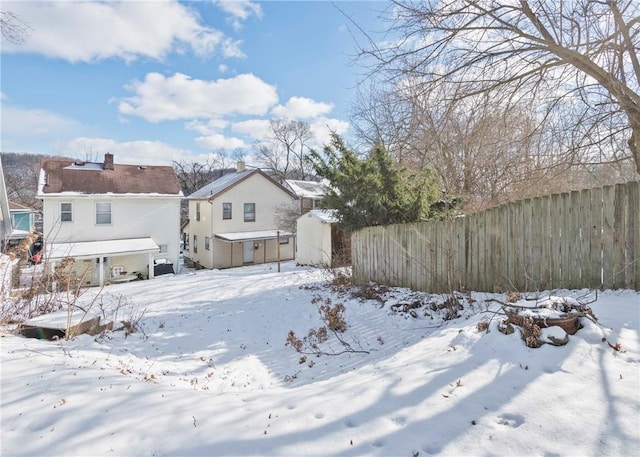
[193,235,198,253]
[244,203,255,222]
[96,202,111,225]
[205,237,210,250]
[223,202,232,220]
[60,203,73,222]
[196,202,201,221]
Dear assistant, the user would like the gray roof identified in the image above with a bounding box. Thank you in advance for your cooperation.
[188,169,296,200]
[188,170,254,199]
[284,180,328,199]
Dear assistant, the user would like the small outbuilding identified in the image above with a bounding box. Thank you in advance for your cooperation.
[296,209,350,267]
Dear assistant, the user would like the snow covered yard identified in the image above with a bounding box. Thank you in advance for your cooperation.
[1,261,639,456]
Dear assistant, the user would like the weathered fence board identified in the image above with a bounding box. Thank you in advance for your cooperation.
[352,181,640,292]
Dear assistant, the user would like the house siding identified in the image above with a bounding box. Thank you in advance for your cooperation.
[70,259,98,287]
[211,237,295,269]
[296,213,333,266]
[187,172,297,269]
[108,254,150,279]
[69,254,152,287]
[42,196,181,270]
[209,173,295,232]
[187,199,214,268]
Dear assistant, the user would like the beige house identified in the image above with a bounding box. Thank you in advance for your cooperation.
[38,153,183,286]
[185,162,297,269]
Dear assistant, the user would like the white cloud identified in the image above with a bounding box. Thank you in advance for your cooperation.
[271,96,334,120]
[194,134,247,150]
[185,119,230,135]
[1,1,243,62]
[229,116,349,149]
[119,72,278,122]
[1,105,78,137]
[215,0,262,30]
[218,64,229,73]
[61,137,191,166]
[231,119,271,139]
[310,117,350,146]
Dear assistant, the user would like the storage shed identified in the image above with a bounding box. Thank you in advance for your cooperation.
[296,209,350,267]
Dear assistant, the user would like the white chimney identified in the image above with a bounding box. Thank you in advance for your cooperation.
[236,160,245,172]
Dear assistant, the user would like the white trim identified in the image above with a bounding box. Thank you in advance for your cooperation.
[215,230,293,242]
[46,237,159,260]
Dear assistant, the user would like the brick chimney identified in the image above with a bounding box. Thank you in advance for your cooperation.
[104,153,114,170]
[236,160,245,172]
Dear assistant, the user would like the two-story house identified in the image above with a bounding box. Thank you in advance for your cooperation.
[38,153,182,287]
[185,161,297,269]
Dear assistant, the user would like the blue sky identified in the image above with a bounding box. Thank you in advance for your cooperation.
[1,1,386,165]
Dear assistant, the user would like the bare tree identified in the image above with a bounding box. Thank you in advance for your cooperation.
[351,76,638,210]
[364,0,640,175]
[1,11,31,44]
[1,153,42,212]
[350,80,418,163]
[256,119,314,180]
[172,151,239,197]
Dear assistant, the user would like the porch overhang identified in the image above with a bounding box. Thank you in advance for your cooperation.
[215,230,293,242]
[46,237,159,260]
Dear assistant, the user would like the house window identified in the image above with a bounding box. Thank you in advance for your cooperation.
[223,202,232,220]
[302,198,312,210]
[244,203,255,222]
[196,202,201,221]
[96,202,111,225]
[60,203,72,222]
[193,235,198,253]
[159,244,168,254]
[205,237,210,250]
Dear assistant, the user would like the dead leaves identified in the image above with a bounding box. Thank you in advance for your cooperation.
[607,341,626,353]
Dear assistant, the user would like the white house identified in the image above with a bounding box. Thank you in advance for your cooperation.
[296,209,352,267]
[38,153,183,286]
[0,157,16,297]
[0,157,13,250]
[185,162,297,269]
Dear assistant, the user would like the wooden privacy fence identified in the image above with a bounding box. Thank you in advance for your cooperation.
[352,181,640,293]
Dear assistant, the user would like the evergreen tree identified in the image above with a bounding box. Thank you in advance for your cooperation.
[309,134,439,232]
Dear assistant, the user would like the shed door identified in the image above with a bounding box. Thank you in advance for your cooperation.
[243,241,254,264]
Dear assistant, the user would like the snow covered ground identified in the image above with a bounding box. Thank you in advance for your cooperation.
[1,261,639,456]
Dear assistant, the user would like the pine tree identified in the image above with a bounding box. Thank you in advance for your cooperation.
[309,134,439,232]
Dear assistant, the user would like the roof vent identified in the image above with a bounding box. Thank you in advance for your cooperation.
[138,166,147,170]
[74,161,85,166]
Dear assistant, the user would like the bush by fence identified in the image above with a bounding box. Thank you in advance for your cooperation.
[352,181,640,292]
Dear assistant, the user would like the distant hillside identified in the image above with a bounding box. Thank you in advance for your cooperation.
[1,152,73,211]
